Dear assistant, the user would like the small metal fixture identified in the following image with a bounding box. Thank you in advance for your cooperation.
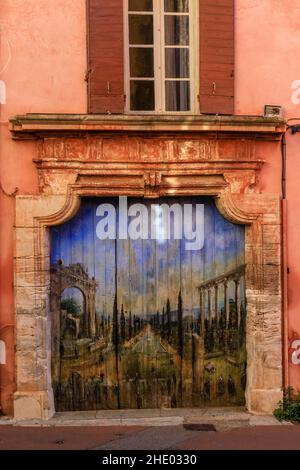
[287,118,300,134]
[290,125,300,134]
[264,105,283,118]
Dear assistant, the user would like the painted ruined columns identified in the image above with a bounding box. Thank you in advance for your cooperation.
[199,265,245,333]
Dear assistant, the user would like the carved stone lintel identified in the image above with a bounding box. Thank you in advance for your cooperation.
[143,171,162,198]
[36,136,262,164]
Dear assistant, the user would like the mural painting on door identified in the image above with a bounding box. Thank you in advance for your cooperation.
[50,197,246,411]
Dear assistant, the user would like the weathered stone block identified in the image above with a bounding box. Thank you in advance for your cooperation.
[263,367,282,390]
[16,350,47,388]
[249,389,282,414]
[16,314,35,337]
[263,265,282,294]
[263,243,281,266]
[263,224,281,244]
[15,285,36,312]
[14,391,55,420]
[15,227,35,258]
[16,195,66,227]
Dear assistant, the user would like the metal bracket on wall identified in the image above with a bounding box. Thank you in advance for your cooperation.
[289,125,300,135]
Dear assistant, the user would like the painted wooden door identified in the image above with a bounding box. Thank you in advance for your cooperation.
[50,197,246,411]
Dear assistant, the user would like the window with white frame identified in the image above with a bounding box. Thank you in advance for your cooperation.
[125,0,198,113]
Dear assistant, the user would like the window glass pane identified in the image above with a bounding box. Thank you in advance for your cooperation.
[130,80,155,111]
[164,0,189,12]
[130,48,154,77]
[129,0,153,11]
[165,81,190,111]
[165,48,189,78]
[129,15,153,44]
[165,16,189,45]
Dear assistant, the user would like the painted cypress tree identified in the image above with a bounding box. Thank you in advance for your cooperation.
[120,304,126,340]
[162,307,165,328]
[156,310,160,329]
[112,294,118,349]
[112,291,120,408]
[128,311,132,339]
[177,291,183,359]
[166,298,171,339]
[197,311,202,336]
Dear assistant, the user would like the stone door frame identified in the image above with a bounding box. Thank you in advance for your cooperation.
[12,115,284,419]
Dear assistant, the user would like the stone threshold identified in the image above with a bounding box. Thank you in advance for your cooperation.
[0,408,286,430]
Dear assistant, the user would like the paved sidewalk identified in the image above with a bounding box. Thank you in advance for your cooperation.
[0,408,297,450]
[0,425,144,450]
[0,424,299,450]
[178,425,300,451]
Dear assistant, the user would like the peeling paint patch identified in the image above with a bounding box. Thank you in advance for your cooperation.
[291,339,300,366]
[0,80,6,104]
[0,340,6,365]
[291,80,300,105]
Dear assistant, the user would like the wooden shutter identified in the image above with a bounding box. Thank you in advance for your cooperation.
[199,0,234,115]
[88,0,124,114]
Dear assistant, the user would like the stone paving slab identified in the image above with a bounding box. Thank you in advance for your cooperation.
[94,426,197,451]
[0,425,144,450]
[249,415,290,426]
[0,408,288,429]
[0,423,298,450]
[179,425,300,451]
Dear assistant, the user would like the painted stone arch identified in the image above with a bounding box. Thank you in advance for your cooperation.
[61,286,87,338]
[50,261,97,383]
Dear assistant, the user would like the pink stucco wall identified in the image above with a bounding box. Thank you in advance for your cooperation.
[0,0,87,414]
[236,0,300,391]
[0,0,300,413]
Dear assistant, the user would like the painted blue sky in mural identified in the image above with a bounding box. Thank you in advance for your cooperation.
[51,197,245,318]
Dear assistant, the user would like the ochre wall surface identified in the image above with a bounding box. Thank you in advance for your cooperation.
[236,0,300,391]
[0,0,87,414]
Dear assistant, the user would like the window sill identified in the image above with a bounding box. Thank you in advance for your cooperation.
[10,113,286,140]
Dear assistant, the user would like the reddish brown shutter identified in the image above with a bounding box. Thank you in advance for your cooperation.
[199,0,234,115]
[88,0,124,114]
